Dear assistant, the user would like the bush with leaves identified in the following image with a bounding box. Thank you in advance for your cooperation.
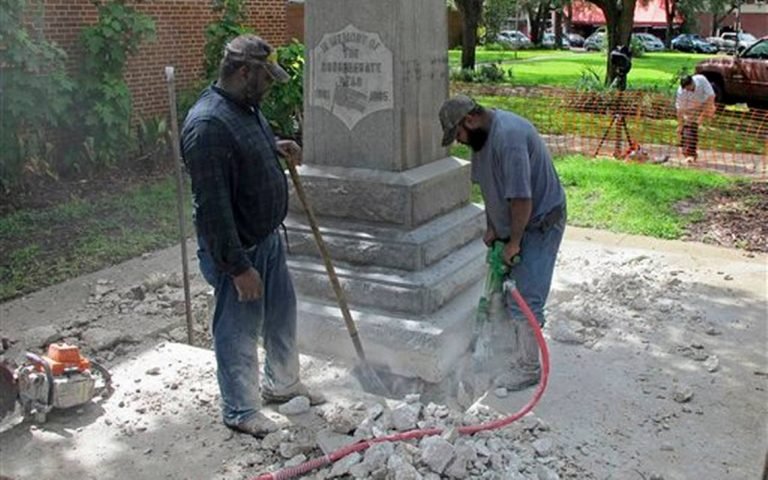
[261,41,305,140]
[75,0,155,168]
[203,0,254,81]
[450,63,511,84]
[0,0,74,190]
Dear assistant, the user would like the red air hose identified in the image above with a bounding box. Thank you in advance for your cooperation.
[252,282,550,480]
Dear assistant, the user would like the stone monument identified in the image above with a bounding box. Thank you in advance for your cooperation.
[287,0,485,383]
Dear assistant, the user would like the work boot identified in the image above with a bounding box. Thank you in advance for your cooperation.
[225,412,283,438]
[494,321,541,392]
[262,381,327,406]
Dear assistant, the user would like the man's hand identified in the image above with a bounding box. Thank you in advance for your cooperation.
[483,226,497,247]
[233,267,263,302]
[502,241,521,266]
[276,139,302,167]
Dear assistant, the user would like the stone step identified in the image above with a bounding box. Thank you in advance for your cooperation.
[296,277,485,383]
[288,239,486,316]
[285,203,485,271]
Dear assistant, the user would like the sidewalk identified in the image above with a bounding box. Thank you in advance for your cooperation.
[1,227,766,480]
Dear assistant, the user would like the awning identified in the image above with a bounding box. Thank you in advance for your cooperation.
[570,0,684,27]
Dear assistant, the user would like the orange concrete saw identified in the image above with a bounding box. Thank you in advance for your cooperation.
[0,343,112,426]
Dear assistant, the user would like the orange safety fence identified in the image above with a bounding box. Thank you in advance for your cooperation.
[456,85,767,178]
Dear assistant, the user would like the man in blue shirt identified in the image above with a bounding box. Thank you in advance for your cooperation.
[182,34,324,437]
[439,95,567,391]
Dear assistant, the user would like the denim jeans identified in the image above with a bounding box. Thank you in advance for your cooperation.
[504,209,567,327]
[197,231,300,425]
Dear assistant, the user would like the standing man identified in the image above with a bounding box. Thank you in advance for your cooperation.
[676,74,716,162]
[182,34,324,438]
[439,95,567,391]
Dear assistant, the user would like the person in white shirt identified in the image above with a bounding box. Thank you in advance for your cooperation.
[676,74,716,161]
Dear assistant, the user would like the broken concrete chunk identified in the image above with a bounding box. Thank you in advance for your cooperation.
[324,404,367,434]
[536,465,560,480]
[704,355,720,373]
[420,436,456,474]
[363,441,394,471]
[392,403,421,431]
[81,327,132,351]
[329,452,361,478]
[673,385,693,403]
[532,438,553,457]
[388,454,423,480]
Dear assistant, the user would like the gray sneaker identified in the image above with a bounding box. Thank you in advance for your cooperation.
[262,382,327,406]
[225,412,282,438]
[493,369,540,392]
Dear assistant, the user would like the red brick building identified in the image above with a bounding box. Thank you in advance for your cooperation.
[33,0,287,119]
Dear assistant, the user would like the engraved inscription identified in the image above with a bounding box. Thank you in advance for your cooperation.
[310,24,394,130]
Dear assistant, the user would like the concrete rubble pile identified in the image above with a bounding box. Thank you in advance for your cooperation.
[225,395,584,480]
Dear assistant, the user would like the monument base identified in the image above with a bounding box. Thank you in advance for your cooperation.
[295,269,484,383]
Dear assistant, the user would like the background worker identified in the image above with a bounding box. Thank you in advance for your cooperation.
[676,74,716,162]
[439,95,567,391]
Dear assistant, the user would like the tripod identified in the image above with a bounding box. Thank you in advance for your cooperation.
[593,78,635,158]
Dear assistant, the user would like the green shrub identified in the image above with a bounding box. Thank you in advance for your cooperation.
[261,41,305,139]
[450,63,511,84]
[203,0,253,81]
[75,0,156,168]
[0,0,74,191]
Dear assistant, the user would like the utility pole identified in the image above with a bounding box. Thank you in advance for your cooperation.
[735,0,742,33]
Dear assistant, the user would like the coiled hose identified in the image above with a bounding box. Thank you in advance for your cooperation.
[252,280,550,480]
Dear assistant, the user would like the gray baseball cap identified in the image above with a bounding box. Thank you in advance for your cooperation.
[439,95,478,146]
[224,34,290,83]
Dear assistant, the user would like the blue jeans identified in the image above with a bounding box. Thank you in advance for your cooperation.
[504,210,566,327]
[197,231,300,425]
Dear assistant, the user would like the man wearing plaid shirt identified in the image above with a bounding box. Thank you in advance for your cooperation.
[181,34,324,438]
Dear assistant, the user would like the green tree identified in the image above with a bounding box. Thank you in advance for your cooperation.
[706,0,740,36]
[77,0,156,166]
[484,0,517,43]
[585,0,639,84]
[203,0,253,81]
[456,0,485,69]
[0,0,74,189]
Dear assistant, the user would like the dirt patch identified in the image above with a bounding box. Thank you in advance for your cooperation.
[679,181,768,252]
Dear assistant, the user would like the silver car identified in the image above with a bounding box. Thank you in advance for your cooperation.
[497,30,532,50]
[634,33,665,52]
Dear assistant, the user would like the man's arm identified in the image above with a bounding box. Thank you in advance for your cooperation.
[504,198,533,263]
[182,118,250,277]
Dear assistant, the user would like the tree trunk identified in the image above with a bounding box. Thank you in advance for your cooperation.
[598,0,637,85]
[565,2,573,33]
[457,0,483,70]
[554,9,563,49]
[664,0,675,48]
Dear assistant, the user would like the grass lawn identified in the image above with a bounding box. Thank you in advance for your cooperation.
[0,176,192,301]
[451,149,736,239]
[455,94,765,155]
[449,49,719,89]
[0,155,743,301]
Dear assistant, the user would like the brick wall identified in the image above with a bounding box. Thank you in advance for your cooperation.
[36,0,287,119]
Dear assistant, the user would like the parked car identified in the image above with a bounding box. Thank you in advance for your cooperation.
[542,32,570,48]
[566,32,586,48]
[695,36,768,110]
[707,32,759,53]
[633,33,665,52]
[584,32,605,51]
[497,30,532,49]
[671,34,718,54]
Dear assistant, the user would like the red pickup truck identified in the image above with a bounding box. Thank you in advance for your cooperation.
[695,36,768,110]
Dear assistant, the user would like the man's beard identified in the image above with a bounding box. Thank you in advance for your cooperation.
[465,126,489,152]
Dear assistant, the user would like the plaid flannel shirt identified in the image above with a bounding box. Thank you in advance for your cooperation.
[181,85,288,277]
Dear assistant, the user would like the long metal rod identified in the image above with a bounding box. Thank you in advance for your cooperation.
[165,66,194,346]
[285,161,367,362]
